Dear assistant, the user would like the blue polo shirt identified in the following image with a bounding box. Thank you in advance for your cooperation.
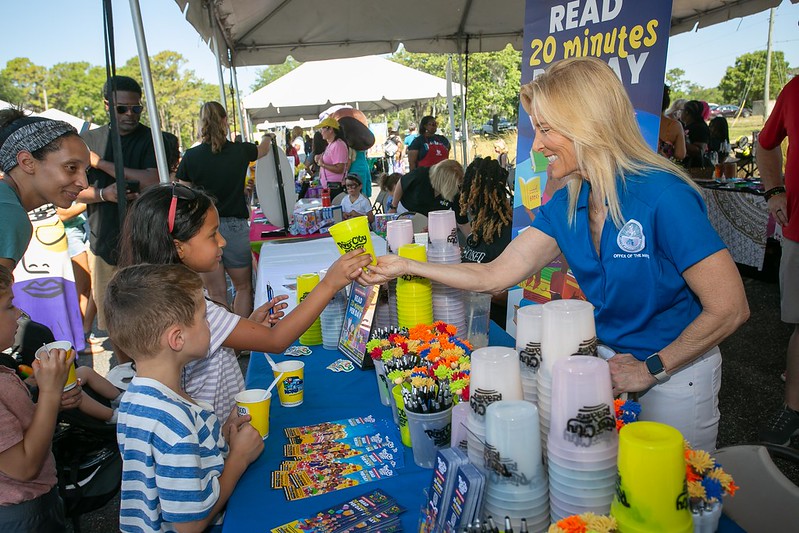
[532,170,725,359]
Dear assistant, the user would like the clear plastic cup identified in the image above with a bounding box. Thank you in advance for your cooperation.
[485,401,542,486]
[464,291,492,349]
[469,347,524,421]
[405,406,453,468]
[427,210,457,245]
[540,299,596,377]
[547,356,617,457]
[386,219,413,254]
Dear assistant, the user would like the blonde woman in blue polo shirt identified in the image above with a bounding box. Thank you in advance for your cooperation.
[360,57,749,452]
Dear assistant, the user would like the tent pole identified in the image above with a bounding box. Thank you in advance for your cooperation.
[457,49,469,166]
[127,0,170,184]
[446,56,458,163]
[206,3,227,114]
[231,63,248,140]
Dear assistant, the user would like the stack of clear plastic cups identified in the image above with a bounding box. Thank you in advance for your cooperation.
[450,401,470,453]
[428,241,466,333]
[395,244,433,328]
[547,356,618,522]
[297,273,323,346]
[539,299,597,450]
[386,219,414,328]
[318,268,347,351]
[482,401,549,532]
[468,347,524,473]
[515,305,543,406]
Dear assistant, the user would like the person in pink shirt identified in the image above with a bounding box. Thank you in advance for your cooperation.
[314,116,349,200]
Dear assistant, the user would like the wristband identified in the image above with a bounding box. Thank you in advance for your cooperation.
[763,186,786,201]
[98,188,106,202]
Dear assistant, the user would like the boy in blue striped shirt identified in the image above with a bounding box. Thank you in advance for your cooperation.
[105,264,263,533]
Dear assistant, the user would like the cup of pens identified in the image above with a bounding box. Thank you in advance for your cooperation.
[402,379,454,468]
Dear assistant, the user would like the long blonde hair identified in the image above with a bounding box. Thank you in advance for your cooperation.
[520,56,694,228]
[199,101,228,154]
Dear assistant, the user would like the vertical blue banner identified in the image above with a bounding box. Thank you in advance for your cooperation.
[507,0,673,333]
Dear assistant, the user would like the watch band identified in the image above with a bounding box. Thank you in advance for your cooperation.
[763,186,786,201]
[645,352,670,383]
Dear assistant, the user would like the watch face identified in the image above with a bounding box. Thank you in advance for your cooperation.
[646,354,664,375]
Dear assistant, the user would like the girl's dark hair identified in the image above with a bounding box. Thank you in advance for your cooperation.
[683,100,704,122]
[709,116,729,143]
[459,157,512,245]
[662,84,671,112]
[118,184,215,268]
[419,115,436,134]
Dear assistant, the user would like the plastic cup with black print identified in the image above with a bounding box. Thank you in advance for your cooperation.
[386,218,413,254]
[484,400,543,487]
[328,216,376,265]
[540,299,596,379]
[469,347,524,423]
[405,405,453,468]
[427,209,457,246]
[547,356,617,460]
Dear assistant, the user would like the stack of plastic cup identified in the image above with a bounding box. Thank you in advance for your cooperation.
[547,356,618,522]
[297,273,323,346]
[611,422,693,533]
[482,401,549,531]
[515,305,543,406]
[386,219,414,328]
[428,241,465,333]
[318,268,347,350]
[539,299,596,449]
[467,347,524,473]
[396,243,433,328]
[450,401,470,452]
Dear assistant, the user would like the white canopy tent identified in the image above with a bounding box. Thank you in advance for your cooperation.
[174,0,798,67]
[243,56,463,122]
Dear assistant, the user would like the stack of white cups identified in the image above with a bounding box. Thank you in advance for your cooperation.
[482,401,550,532]
[427,210,466,333]
[467,347,524,474]
[385,219,414,328]
[318,268,347,350]
[547,356,618,522]
[515,305,543,406]
[538,299,597,453]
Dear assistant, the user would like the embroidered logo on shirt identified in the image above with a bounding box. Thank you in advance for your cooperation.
[616,219,646,253]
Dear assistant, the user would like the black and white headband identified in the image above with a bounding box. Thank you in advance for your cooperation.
[0,117,77,174]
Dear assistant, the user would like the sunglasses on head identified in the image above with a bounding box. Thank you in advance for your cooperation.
[115,104,143,115]
[167,183,197,233]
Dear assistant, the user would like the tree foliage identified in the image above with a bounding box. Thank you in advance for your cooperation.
[251,57,301,92]
[665,67,722,104]
[391,45,522,132]
[719,50,790,105]
[0,52,233,149]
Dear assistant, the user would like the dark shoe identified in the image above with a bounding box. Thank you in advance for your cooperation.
[759,405,799,445]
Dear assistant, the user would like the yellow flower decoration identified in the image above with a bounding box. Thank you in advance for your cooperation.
[688,480,707,500]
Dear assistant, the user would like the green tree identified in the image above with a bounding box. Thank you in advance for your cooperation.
[0,57,49,110]
[391,45,522,133]
[665,68,690,99]
[47,62,107,123]
[718,50,790,105]
[251,57,301,92]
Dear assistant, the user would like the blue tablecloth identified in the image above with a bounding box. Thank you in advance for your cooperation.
[223,322,514,532]
[223,321,746,532]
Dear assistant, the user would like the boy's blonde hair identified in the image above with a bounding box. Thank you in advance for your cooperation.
[104,264,204,358]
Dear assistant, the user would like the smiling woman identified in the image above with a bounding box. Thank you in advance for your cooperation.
[0,109,90,269]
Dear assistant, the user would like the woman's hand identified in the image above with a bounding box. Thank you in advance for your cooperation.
[608,353,656,395]
[314,154,323,165]
[356,254,408,286]
[249,295,289,326]
[321,249,373,291]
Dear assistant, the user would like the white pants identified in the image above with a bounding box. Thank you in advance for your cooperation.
[637,346,722,452]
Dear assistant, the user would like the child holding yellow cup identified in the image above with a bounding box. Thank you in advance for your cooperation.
[328,216,377,266]
[35,341,77,391]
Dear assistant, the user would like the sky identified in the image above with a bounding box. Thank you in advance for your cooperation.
[1,0,797,100]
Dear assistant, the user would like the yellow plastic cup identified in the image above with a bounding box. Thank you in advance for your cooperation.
[392,384,413,447]
[273,360,305,407]
[35,341,77,391]
[297,273,323,345]
[235,389,272,439]
[611,421,693,533]
[397,243,427,262]
[328,216,377,265]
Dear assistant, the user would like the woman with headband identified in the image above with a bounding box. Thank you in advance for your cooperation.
[0,109,90,269]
